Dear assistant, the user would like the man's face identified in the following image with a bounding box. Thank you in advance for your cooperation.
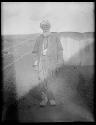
[41,24,50,33]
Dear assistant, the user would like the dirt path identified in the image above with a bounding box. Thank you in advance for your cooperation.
[4,48,94,122]
[18,98,94,122]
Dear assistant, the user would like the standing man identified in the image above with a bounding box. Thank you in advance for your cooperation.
[32,20,64,106]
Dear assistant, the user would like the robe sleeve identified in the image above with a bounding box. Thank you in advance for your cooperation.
[32,37,39,54]
[57,36,63,51]
[56,36,64,65]
[32,37,40,64]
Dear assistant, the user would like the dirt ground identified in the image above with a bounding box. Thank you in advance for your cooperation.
[17,65,94,122]
[3,53,94,122]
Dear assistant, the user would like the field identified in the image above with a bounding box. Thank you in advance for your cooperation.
[2,32,94,122]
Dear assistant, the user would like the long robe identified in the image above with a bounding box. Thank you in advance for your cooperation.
[32,33,64,81]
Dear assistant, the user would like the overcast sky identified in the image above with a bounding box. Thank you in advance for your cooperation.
[2,2,94,35]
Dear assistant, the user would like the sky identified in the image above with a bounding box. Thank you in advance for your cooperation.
[2,2,94,35]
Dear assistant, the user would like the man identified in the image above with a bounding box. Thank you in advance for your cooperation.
[32,20,64,106]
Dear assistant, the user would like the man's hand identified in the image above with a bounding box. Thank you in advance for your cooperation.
[33,60,38,71]
[33,65,38,71]
[34,60,38,65]
[56,61,64,72]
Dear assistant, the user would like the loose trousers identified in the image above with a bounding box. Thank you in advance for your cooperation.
[38,55,56,100]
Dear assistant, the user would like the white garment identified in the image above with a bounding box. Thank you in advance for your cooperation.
[34,39,48,67]
[42,39,48,56]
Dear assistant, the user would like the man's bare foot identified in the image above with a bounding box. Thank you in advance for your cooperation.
[40,92,48,107]
[40,100,48,107]
[49,100,56,106]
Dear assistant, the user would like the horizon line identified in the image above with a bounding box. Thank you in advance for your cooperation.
[1,31,94,36]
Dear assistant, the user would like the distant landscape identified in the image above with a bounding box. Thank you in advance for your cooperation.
[2,32,94,69]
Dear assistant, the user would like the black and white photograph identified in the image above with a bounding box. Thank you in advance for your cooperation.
[2,2,94,122]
